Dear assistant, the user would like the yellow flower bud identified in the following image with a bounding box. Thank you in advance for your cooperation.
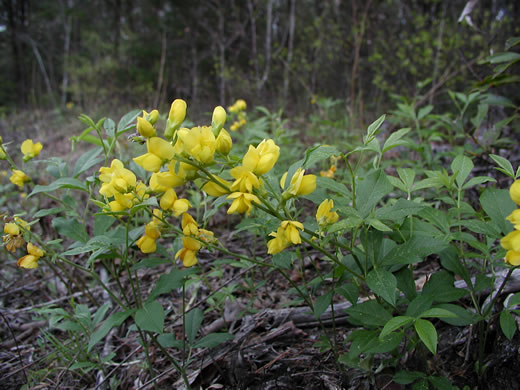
[166,99,187,137]
[9,169,30,189]
[216,129,232,155]
[510,180,520,206]
[316,199,339,227]
[137,117,156,138]
[212,106,227,133]
[145,109,159,125]
[280,168,316,198]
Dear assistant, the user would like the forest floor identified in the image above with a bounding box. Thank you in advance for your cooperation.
[1,110,520,389]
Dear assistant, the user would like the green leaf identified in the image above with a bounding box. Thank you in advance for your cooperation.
[480,188,516,234]
[394,371,426,385]
[381,235,448,266]
[414,319,437,354]
[185,308,203,345]
[505,37,520,50]
[345,300,392,327]
[303,145,340,168]
[194,333,234,349]
[132,257,171,271]
[428,376,454,390]
[418,308,457,319]
[366,114,386,140]
[104,118,115,137]
[33,207,66,218]
[88,310,134,352]
[273,251,295,269]
[366,269,397,306]
[28,177,87,197]
[379,316,413,339]
[73,148,103,177]
[328,209,363,233]
[451,155,474,189]
[490,154,515,178]
[356,169,393,218]
[382,127,410,153]
[375,199,425,221]
[52,217,89,243]
[423,272,467,303]
[398,168,416,190]
[336,284,359,305]
[418,105,433,120]
[117,109,140,135]
[462,176,495,190]
[435,304,480,326]
[157,333,184,349]
[135,301,164,334]
[93,214,116,236]
[405,295,433,318]
[314,290,334,319]
[500,310,517,340]
[488,52,520,64]
[367,218,392,232]
[317,176,351,198]
[148,268,197,301]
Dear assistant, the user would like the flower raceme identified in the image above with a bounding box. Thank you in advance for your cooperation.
[229,166,261,193]
[280,168,317,198]
[179,126,216,165]
[502,180,520,266]
[228,99,247,113]
[226,192,259,215]
[18,242,45,269]
[99,159,137,197]
[21,139,43,161]
[160,188,191,216]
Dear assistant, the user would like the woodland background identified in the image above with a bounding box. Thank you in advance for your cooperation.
[1,0,519,124]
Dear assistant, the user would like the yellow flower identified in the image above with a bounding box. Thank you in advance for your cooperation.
[267,227,289,255]
[109,192,134,212]
[280,168,316,198]
[505,250,520,266]
[212,106,227,133]
[501,230,520,252]
[202,176,231,197]
[216,129,232,155]
[320,165,337,178]
[280,220,304,244]
[179,126,216,165]
[199,228,216,243]
[160,188,191,216]
[181,213,199,236]
[149,169,185,192]
[4,222,20,236]
[136,222,161,253]
[133,137,175,172]
[228,99,247,113]
[316,199,339,227]
[229,166,261,193]
[510,180,520,206]
[226,192,259,215]
[242,139,280,175]
[175,236,201,267]
[137,116,156,138]
[3,220,28,252]
[165,99,187,138]
[99,159,137,197]
[506,209,520,230]
[17,243,45,269]
[21,139,43,161]
[9,169,30,189]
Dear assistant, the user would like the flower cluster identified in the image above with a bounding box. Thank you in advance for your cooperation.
[228,99,247,132]
[2,217,45,268]
[501,180,520,266]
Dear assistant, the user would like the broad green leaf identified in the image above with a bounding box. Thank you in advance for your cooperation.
[366,114,386,140]
[148,267,197,301]
[131,257,171,270]
[356,169,393,217]
[93,214,116,236]
[367,218,392,232]
[422,272,467,303]
[418,308,457,319]
[314,290,334,319]
[488,51,520,64]
[505,37,520,50]
[33,207,66,218]
[398,168,416,190]
[366,269,397,306]
[303,145,340,168]
[500,310,517,340]
[336,284,359,305]
[52,217,89,243]
[345,300,392,327]
[117,109,140,135]
[418,105,433,120]
[28,177,87,197]
[382,127,410,153]
[451,155,473,189]
[317,176,350,198]
[405,295,433,318]
[381,235,448,266]
[489,154,515,178]
[194,333,234,349]
[186,308,203,345]
[328,213,363,233]
[428,376,455,390]
[157,333,184,349]
[379,316,413,339]
[480,188,516,234]
[273,251,295,269]
[462,176,495,190]
[92,303,111,327]
[375,199,425,221]
[414,319,437,354]
[348,329,402,358]
[73,147,103,177]
[135,301,164,334]
[88,309,134,352]
[435,304,481,326]
[104,118,115,137]
[393,371,426,385]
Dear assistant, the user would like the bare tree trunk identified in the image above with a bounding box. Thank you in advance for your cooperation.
[25,35,58,109]
[430,1,447,105]
[283,0,296,103]
[217,5,226,105]
[61,0,73,106]
[191,46,199,106]
[247,0,259,84]
[257,0,273,92]
[153,31,167,108]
